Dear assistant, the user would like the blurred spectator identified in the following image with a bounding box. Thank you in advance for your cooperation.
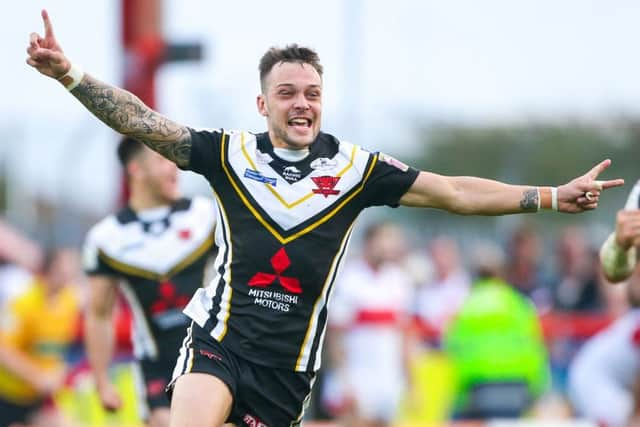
[567,277,640,427]
[0,219,43,308]
[550,226,605,312]
[506,223,551,310]
[0,219,43,273]
[0,247,82,427]
[414,237,470,343]
[443,241,549,420]
[324,222,415,427]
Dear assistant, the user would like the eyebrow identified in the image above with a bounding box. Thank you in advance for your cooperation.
[275,83,322,89]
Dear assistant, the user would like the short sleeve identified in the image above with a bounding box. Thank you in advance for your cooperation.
[182,128,225,181]
[82,232,118,277]
[362,152,419,207]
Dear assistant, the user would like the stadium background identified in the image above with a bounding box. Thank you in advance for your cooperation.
[3,1,640,426]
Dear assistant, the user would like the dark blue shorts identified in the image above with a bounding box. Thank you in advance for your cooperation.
[168,322,315,427]
[0,396,42,426]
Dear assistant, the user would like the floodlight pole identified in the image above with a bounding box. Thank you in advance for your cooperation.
[120,0,202,204]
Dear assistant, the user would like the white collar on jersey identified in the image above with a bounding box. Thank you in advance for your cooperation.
[273,147,310,162]
[136,206,171,222]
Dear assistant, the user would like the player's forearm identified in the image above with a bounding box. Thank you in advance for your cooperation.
[84,312,115,386]
[448,176,541,215]
[70,74,192,167]
[600,232,637,283]
[422,176,539,215]
[401,173,547,214]
[0,345,48,387]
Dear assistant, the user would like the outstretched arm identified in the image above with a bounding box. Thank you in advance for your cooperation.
[400,159,623,214]
[26,10,191,168]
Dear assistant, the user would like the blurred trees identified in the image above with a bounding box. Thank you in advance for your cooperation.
[376,118,640,249]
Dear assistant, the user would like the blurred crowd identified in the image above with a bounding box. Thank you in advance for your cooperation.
[0,214,633,426]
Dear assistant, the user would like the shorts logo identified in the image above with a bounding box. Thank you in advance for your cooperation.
[248,248,302,294]
[311,176,340,198]
[243,414,269,427]
[199,349,223,361]
[244,169,277,186]
[147,379,167,396]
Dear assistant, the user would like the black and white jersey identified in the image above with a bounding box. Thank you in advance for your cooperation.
[181,129,419,372]
[83,197,217,362]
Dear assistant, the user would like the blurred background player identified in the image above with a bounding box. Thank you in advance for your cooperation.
[443,241,550,420]
[580,179,640,427]
[0,247,81,427]
[567,278,640,427]
[414,236,471,343]
[83,137,218,427]
[324,222,415,427]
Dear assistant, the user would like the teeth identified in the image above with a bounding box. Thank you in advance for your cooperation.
[290,119,309,126]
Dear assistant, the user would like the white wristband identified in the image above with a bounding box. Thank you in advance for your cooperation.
[57,64,84,91]
[551,187,558,211]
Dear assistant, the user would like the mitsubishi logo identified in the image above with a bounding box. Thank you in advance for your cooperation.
[248,248,302,294]
[151,281,190,314]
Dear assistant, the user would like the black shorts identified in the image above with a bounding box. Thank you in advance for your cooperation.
[168,322,316,427]
[0,395,42,426]
[135,358,173,417]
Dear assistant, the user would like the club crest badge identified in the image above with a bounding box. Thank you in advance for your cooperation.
[311,176,340,197]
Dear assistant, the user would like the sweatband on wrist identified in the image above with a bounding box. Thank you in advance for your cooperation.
[538,187,557,211]
[600,232,637,282]
[58,64,84,91]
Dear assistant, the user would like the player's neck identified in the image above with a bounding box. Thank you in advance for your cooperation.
[129,191,175,212]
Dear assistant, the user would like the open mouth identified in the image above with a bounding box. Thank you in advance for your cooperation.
[287,117,312,128]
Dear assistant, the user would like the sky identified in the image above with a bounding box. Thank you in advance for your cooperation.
[3,0,640,218]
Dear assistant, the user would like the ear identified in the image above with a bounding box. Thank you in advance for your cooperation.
[127,160,141,180]
[256,94,268,117]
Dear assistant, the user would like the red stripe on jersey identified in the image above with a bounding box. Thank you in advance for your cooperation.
[353,309,399,326]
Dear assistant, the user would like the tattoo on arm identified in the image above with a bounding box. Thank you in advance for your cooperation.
[71,75,192,167]
[520,188,539,211]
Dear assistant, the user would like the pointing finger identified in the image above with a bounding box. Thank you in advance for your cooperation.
[600,178,625,190]
[588,159,611,179]
[42,9,55,39]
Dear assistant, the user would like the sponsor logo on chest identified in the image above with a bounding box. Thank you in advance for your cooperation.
[310,157,337,171]
[244,169,277,186]
[282,166,302,183]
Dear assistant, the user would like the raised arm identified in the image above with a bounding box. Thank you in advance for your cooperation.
[25,10,191,168]
[400,159,623,215]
